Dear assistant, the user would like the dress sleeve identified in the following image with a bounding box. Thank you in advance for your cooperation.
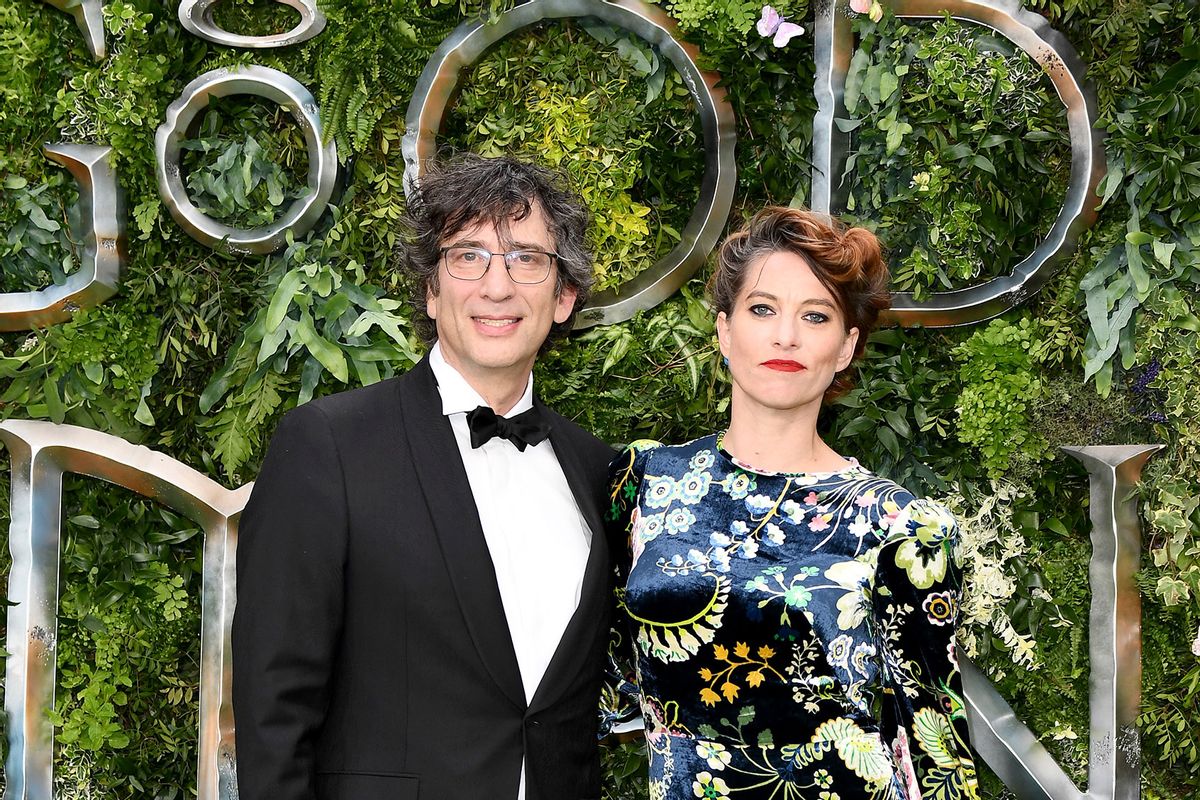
[873,497,979,800]
[598,440,661,737]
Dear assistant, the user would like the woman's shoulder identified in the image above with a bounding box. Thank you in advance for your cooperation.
[611,433,720,477]
[831,468,956,546]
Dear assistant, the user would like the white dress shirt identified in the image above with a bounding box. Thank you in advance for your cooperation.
[428,343,592,800]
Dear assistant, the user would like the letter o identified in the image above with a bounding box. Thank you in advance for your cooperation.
[154,65,338,255]
[178,0,326,49]
[402,0,737,328]
[812,0,1105,326]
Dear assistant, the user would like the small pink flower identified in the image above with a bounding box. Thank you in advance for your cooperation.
[849,0,871,12]
[804,491,820,505]
[855,491,877,508]
[808,514,831,532]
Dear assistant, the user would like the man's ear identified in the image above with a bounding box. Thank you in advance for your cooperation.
[426,283,438,321]
[553,284,579,324]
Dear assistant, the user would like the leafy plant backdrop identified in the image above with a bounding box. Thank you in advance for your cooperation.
[0,0,1197,797]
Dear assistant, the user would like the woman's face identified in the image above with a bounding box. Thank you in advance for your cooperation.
[716,250,859,417]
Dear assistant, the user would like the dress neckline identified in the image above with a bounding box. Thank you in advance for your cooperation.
[713,430,866,479]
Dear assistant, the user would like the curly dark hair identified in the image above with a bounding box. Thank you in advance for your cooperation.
[400,153,594,351]
[709,205,892,400]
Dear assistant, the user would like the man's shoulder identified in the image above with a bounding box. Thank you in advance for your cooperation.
[278,363,430,436]
[540,403,615,463]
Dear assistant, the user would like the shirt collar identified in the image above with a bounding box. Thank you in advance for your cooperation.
[429,342,535,417]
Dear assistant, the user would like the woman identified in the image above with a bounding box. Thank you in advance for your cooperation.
[607,207,978,800]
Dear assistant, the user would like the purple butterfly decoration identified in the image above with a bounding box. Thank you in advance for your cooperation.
[756,5,805,47]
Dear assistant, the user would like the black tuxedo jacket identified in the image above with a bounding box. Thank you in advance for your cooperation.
[231,357,616,800]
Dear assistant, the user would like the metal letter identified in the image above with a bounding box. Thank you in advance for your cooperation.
[1,420,252,800]
[812,0,1105,326]
[402,0,737,328]
[0,144,124,332]
[178,0,326,49]
[961,445,1158,799]
[39,0,105,60]
[155,65,339,255]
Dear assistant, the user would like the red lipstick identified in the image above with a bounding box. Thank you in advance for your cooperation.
[762,359,806,372]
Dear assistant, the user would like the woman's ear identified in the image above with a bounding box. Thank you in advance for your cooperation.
[837,327,860,372]
[716,311,730,358]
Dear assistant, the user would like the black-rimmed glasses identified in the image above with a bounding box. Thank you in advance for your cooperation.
[439,246,558,285]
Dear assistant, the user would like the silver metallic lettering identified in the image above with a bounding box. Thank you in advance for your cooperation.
[178,0,327,49]
[154,65,339,255]
[812,0,1105,326]
[0,144,124,332]
[0,420,251,800]
[402,0,737,329]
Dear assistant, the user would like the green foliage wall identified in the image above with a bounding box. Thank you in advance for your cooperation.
[0,0,1197,797]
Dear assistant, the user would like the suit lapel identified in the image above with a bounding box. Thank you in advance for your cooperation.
[529,405,611,714]
[397,358,525,709]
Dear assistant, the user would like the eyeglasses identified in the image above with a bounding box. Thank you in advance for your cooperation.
[439,246,559,285]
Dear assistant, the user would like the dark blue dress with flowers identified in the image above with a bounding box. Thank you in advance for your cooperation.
[606,435,978,800]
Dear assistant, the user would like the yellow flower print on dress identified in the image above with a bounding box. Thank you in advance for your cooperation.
[890,499,957,589]
[692,771,730,799]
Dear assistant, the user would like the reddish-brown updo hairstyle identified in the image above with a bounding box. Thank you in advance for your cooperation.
[709,206,891,400]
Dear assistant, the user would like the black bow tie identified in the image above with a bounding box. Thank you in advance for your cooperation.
[466,405,551,452]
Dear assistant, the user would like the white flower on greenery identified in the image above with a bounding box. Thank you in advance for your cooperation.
[1193,623,1200,657]
[695,740,732,770]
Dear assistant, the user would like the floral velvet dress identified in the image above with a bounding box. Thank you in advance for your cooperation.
[606,435,978,800]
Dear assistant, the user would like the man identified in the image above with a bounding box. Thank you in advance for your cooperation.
[231,155,615,800]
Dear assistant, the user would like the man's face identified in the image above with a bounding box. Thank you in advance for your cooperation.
[426,205,577,395]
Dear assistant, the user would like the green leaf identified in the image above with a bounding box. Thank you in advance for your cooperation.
[1152,239,1176,269]
[877,426,901,459]
[295,311,348,383]
[266,270,305,331]
[43,375,65,423]
[879,70,899,102]
[844,49,870,116]
[884,409,912,439]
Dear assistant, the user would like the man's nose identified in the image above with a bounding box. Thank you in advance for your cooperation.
[477,253,516,299]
